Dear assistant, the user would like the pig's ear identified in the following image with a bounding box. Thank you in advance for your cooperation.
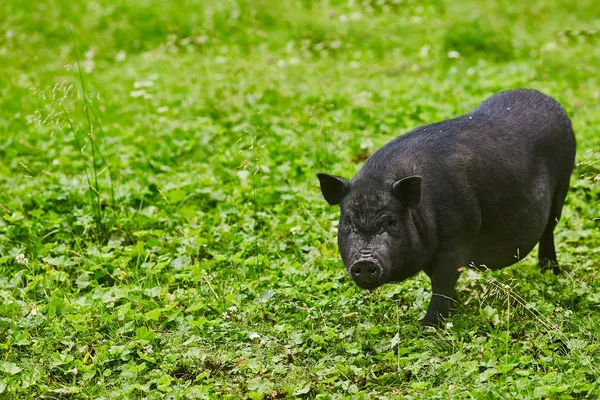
[392,176,422,207]
[317,173,349,205]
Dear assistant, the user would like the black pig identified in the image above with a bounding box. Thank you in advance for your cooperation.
[318,89,575,326]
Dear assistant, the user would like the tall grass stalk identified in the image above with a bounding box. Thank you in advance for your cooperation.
[61,104,103,236]
[238,125,267,276]
[73,35,103,234]
[62,33,118,239]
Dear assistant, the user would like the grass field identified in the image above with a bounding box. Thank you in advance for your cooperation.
[1,0,600,398]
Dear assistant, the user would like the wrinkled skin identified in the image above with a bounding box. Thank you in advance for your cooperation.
[318,89,576,326]
[331,176,424,289]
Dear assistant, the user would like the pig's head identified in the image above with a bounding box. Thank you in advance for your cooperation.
[317,173,422,289]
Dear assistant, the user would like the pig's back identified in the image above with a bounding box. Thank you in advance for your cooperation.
[364,89,574,181]
[377,89,574,183]
[470,89,574,153]
[463,89,575,192]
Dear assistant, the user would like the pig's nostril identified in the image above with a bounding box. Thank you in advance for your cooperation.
[349,261,382,288]
[350,261,381,281]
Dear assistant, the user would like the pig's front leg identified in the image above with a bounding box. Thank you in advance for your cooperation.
[422,254,463,326]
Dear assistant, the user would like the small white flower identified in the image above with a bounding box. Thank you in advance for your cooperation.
[129,90,152,99]
[134,80,154,88]
[222,312,230,320]
[445,321,454,329]
[6,30,14,39]
[85,48,96,60]
[447,50,461,59]
[228,306,238,313]
[130,90,145,98]
[82,59,95,74]
[329,40,342,49]
[16,254,28,265]
[248,332,260,340]
[115,50,127,62]
[350,12,362,21]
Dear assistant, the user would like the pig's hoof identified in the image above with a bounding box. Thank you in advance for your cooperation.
[540,260,561,275]
[421,314,446,328]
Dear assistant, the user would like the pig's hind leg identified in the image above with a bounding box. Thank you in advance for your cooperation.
[538,187,569,275]
[538,224,560,275]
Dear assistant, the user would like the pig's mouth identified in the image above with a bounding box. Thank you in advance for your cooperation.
[348,259,384,289]
[354,280,382,290]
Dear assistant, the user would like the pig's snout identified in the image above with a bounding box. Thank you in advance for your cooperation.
[349,260,382,289]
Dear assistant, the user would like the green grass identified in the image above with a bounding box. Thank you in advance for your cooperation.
[1,0,600,398]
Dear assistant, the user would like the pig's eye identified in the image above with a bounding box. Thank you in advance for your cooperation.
[378,216,396,233]
[345,217,358,233]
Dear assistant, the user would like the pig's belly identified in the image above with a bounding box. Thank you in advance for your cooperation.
[470,180,552,269]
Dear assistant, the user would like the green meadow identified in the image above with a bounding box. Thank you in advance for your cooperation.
[1,0,599,398]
